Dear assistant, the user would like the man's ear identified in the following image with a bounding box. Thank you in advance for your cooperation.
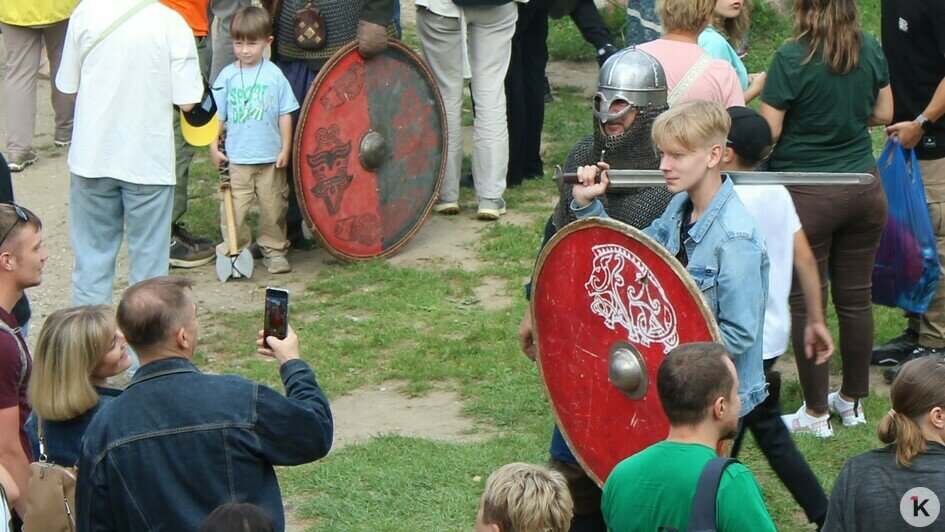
[176,326,189,351]
[713,396,726,419]
[0,250,15,272]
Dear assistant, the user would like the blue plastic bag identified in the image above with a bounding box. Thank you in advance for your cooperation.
[872,138,941,313]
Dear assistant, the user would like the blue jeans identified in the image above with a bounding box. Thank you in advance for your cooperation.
[69,174,174,305]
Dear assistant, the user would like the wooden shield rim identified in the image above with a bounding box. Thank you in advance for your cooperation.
[292,38,447,262]
[530,217,723,486]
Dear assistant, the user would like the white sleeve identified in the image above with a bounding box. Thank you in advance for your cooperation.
[55,10,82,94]
[166,12,203,106]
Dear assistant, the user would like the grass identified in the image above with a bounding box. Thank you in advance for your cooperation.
[175,1,909,529]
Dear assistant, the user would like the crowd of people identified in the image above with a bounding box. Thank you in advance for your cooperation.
[0,0,943,530]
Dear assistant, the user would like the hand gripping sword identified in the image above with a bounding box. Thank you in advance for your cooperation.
[552,165,875,188]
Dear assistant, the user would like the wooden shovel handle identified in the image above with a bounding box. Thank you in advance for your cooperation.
[221,185,239,256]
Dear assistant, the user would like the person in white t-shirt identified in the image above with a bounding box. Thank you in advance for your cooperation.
[723,106,833,528]
[56,0,203,310]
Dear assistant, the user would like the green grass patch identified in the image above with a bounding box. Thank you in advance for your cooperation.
[187,3,912,529]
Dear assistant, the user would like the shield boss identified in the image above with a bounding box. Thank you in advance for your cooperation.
[532,218,722,486]
[294,39,446,261]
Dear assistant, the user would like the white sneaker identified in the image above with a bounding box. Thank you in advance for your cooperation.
[782,403,834,437]
[828,392,866,426]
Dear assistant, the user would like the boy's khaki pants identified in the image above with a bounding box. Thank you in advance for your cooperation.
[216,163,290,258]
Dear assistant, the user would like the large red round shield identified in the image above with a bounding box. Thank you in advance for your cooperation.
[294,40,446,261]
[532,218,722,486]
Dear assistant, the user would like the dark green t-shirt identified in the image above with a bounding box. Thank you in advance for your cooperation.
[601,441,776,532]
[762,33,890,172]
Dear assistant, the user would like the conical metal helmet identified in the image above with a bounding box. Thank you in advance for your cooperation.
[594,47,667,123]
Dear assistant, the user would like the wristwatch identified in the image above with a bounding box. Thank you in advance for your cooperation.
[916,114,934,131]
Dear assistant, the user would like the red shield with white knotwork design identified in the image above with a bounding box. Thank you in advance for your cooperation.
[294,39,445,261]
[531,218,722,486]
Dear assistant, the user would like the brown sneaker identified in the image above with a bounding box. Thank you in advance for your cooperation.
[263,256,291,274]
[7,151,37,172]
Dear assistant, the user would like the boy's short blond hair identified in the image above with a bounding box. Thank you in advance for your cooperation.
[480,463,573,532]
[651,100,731,152]
[657,0,715,34]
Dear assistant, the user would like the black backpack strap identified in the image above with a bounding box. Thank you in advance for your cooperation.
[687,457,739,532]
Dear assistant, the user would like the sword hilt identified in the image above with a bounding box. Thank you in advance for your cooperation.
[553,165,601,185]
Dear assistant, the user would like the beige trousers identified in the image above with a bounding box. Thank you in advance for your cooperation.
[910,158,945,347]
[216,163,290,258]
[1,20,75,157]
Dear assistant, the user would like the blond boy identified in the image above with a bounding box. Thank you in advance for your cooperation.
[571,100,769,424]
[476,463,573,532]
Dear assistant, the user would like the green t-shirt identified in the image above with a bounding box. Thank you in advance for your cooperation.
[601,441,776,532]
[761,33,889,172]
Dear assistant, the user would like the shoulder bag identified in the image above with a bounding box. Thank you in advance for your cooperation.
[22,419,77,532]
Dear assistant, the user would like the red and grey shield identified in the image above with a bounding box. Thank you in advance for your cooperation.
[531,218,722,485]
[294,40,446,261]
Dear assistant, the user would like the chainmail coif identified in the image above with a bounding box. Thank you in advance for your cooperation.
[552,104,673,230]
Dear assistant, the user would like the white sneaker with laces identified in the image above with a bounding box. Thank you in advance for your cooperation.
[781,403,834,437]
[828,392,866,426]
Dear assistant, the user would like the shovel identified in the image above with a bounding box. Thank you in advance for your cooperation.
[215,140,254,282]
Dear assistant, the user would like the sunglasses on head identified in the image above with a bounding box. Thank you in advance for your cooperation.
[0,203,28,249]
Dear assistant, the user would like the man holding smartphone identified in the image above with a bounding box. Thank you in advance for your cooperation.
[76,277,332,531]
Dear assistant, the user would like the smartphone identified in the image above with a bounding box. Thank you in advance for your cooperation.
[264,288,289,348]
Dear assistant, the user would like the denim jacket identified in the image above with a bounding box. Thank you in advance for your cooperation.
[25,387,121,466]
[76,357,333,531]
[573,176,769,417]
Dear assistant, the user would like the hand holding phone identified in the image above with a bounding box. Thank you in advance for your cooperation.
[256,325,300,364]
[264,287,289,347]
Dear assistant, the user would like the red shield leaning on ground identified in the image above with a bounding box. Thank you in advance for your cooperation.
[294,39,446,261]
[531,218,723,486]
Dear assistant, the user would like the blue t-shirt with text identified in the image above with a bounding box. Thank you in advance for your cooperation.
[212,60,299,164]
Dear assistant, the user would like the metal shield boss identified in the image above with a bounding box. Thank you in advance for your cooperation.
[294,40,446,261]
[532,218,722,486]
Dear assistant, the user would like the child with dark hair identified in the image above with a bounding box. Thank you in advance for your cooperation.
[201,503,275,532]
[723,106,832,528]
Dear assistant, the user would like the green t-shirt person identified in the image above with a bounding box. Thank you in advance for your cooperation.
[602,441,776,531]
[761,33,890,173]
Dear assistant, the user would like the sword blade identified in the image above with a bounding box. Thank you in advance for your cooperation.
[553,166,875,188]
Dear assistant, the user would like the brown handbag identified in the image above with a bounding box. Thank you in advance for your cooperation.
[22,419,77,532]
[294,0,327,50]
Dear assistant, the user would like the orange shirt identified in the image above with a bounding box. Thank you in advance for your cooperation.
[160,0,210,36]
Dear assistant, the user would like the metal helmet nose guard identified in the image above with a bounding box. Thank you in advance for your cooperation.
[594,47,667,123]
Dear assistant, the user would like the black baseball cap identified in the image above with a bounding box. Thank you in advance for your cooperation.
[180,80,219,147]
[726,106,772,164]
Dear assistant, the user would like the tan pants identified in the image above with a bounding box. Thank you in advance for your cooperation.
[909,158,945,348]
[217,163,290,258]
[0,20,75,157]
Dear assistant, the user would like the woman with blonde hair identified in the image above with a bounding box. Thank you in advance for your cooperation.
[823,357,945,530]
[25,305,129,465]
[762,0,893,438]
[638,0,744,107]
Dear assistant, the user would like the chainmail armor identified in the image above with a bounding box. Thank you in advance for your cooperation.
[552,104,672,230]
[274,0,394,68]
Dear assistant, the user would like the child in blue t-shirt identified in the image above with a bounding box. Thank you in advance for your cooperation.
[210,6,299,274]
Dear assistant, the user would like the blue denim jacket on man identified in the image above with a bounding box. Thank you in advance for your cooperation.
[76,357,333,531]
[573,175,769,417]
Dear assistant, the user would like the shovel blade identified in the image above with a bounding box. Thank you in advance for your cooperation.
[233,249,255,279]
[215,251,233,283]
